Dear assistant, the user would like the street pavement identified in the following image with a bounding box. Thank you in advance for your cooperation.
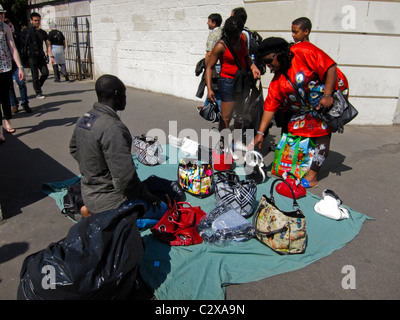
[0,74,399,300]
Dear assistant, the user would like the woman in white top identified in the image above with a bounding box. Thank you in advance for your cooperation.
[0,6,24,141]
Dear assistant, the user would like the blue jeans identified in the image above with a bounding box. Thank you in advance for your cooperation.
[9,68,28,107]
[218,76,235,102]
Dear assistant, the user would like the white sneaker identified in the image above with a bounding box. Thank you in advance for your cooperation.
[36,94,45,99]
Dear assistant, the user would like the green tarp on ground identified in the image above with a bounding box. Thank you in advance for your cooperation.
[43,145,370,300]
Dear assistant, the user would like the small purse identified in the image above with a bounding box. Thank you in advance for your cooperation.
[151,201,206,246]
[215,170,257,217]
[197,100,221,123]
[244,150,267,184]
[314,189,350,220]
[318,90,358,133]
[253,178,307,254]
[212,138,234,172]
[133,134,162,166]
[276,172,306,199]
[177,158,214,198]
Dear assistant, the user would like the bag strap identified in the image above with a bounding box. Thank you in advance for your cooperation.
[222,37,243,70]
[282,171,300,185]
[270,178,299,209]
[274,134,300,175]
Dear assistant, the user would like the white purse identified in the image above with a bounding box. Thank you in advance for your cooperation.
[244,150,267,183]
[314,189,350,220]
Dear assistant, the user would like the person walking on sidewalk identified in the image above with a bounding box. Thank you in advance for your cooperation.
[4,18,31,113]
[0,4,25,141]
[48,22,69,83]
[24,12,52,99]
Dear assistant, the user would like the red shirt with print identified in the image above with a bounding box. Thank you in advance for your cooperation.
[264,41,349,137]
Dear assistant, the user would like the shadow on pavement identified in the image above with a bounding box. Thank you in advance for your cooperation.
[0,134,77,219]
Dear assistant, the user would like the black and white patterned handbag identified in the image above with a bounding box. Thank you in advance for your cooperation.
[214,170,257,217]
[133,134,162,166]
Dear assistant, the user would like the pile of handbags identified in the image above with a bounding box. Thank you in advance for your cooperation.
[134,134,350,254]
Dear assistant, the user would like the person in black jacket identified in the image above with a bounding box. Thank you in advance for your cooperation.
[25,12,52,99]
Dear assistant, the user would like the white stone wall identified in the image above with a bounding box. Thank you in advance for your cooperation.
[38,0,399,125]
[90,0,243,100]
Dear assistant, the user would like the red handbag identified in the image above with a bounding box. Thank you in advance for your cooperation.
[151,201,206,246]
[276,172,306,199]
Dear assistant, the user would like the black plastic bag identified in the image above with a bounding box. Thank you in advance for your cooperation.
[17,202,147,300]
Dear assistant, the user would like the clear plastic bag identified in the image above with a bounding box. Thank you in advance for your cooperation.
[197,204,255,246]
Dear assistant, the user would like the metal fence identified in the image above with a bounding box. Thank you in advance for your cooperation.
[54,15,93,80]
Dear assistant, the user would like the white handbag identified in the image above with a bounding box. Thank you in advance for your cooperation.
[244,150,267,184]
[314,189,350,220]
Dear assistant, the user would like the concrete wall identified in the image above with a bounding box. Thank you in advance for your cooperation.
[90,0,243,100]
[32,0,400,125]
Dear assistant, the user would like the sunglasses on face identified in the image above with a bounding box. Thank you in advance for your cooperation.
[264,53,277,65]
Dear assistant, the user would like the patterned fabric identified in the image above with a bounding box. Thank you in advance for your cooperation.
[215,171,257,217]
[0,22,12,73]
[133,135,162,166]
[254,193,307,255]
[264,41,349,137]
[206,27,222,52]
[178,159,213,198]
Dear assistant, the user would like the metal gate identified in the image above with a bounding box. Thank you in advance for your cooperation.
[54,15,93,80]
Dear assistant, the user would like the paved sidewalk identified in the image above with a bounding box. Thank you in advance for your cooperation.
[0,75,399,300]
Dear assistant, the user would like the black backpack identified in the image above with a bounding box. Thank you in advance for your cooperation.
[244,27,266,75]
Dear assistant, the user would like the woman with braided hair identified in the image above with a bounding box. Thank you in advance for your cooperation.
[249,37,349,188]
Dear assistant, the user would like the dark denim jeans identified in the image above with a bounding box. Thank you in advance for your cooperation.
[29,57,49,95]
[9,68,29,107]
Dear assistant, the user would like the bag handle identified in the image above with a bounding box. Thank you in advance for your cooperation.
[282,171,300,186]
[270,178,299,209]
[274,134,300,176]
[215,170,240,183]
[322,189,342,205]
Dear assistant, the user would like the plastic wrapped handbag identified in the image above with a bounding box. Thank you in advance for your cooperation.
[177,158,214,198]
[215,170,257,217]
[151,201,206,246]
[133,134,162,166]
[197,204,255,246]
[253,178,307,254]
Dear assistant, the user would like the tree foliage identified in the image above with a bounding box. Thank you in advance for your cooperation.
[2,0,29,29]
